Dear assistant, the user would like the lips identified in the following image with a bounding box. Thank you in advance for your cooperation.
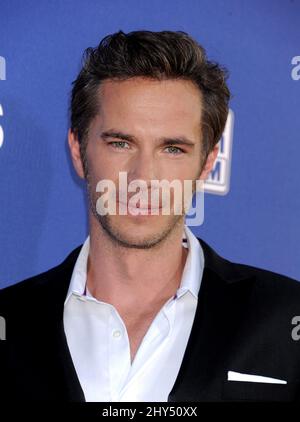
[118,201,162,210]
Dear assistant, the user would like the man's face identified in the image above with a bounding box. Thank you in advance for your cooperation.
[72,77,211,249]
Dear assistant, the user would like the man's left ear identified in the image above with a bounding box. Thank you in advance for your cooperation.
[199,144,219,180]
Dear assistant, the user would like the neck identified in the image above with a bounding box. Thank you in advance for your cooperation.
[86,214,188,313]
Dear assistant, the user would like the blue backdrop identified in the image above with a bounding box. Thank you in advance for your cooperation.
[0,0,299,287]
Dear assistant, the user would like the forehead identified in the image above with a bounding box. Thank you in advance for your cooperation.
[94,77,202,131]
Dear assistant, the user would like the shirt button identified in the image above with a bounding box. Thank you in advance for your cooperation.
[112,330,121,338]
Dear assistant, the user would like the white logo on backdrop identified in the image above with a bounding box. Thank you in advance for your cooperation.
[204,109,234,195]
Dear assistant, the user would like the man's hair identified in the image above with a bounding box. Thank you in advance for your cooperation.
[70,30,231,164]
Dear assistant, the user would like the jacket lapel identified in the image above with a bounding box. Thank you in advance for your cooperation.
[48,246,86,401]
[24,246,86,401]
[168,237,255,401]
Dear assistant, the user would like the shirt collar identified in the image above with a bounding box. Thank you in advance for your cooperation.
[177,224,204,299]
[64,224,204,306]
[64,235,90,305]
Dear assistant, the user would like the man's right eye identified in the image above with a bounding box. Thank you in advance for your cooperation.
[109,141,130,149]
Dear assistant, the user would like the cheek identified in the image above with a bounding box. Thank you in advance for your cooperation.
[163,159,201,182]
[86,159,125,193]
[85,143,111,178]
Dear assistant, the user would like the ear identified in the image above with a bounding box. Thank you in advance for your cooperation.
[68,128,85,179]
[199,144,219,180]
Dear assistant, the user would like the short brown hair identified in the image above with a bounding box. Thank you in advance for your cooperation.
[70,30,231,164]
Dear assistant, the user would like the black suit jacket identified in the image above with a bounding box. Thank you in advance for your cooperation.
[1,237,300,402]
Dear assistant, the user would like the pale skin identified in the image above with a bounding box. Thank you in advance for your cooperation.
[68,77,219,362]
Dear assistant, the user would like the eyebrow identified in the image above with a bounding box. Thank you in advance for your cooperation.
[100,129,196,147]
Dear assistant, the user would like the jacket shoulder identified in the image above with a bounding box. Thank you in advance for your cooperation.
[234,261,300,285]
[0,244,82,309]
[223,260,300,315]
[198,236,300,300]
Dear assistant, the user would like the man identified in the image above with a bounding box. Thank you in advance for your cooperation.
[0,30,300,402]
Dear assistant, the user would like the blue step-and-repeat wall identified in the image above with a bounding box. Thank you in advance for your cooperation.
[0,0,299,287]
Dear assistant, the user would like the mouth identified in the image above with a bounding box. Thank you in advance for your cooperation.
[117,201,163,214]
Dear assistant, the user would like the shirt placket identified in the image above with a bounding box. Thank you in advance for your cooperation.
[108,305,131,401]
[118,297,177,401]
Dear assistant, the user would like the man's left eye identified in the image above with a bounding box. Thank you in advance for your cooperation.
[165,146,184,154]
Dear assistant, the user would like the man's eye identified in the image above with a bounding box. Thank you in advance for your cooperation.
[165,146,184,154]
[109,141,130,149]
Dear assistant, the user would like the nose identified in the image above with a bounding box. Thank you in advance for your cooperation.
[124,150,165,209]
[127,150,158,187]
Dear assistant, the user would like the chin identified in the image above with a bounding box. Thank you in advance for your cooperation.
[100,214,183,249]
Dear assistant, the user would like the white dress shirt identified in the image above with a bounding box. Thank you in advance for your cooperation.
[63,225,204,402]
